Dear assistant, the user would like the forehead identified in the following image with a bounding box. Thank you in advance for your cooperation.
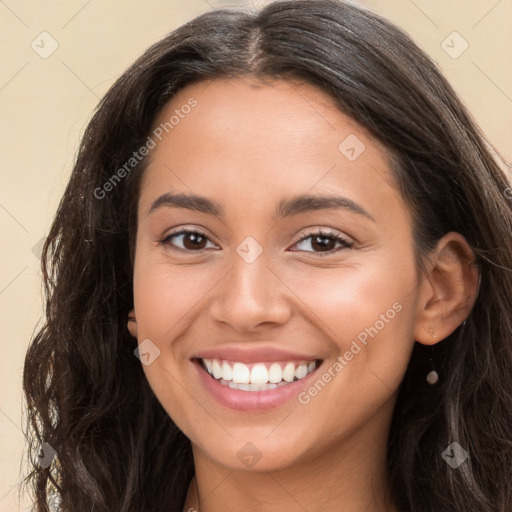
[151,76,366,160]
[138,77,402,225]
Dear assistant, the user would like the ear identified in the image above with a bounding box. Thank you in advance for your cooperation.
[127,309,137,338]
[414,232,480,345]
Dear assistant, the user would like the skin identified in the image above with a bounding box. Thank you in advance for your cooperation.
[127,77,480,512]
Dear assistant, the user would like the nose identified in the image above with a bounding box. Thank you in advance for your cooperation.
[209,250,292,333]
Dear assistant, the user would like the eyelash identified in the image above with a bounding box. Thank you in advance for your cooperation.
[158,228,354,256]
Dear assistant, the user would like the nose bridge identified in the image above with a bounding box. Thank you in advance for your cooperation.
[210,241,291,330]
[232,247,270,302]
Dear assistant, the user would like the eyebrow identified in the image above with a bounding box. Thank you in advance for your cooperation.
[147,192,376,222]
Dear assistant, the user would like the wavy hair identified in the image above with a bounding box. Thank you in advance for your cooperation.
[22,1,512,510]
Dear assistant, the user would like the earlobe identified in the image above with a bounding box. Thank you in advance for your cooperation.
[127,309,137,338]
[414,232,480,346]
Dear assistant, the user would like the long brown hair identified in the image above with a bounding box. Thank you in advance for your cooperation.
[22,1,512,510]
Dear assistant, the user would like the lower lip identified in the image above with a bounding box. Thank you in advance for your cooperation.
[192,359,322,412]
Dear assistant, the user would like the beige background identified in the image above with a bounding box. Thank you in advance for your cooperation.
[1,0,510,510]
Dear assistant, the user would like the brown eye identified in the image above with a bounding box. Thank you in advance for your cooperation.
[291,230,353,255]
[160,229,216,252]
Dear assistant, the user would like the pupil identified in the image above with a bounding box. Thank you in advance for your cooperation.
[185,233,206,250]
[312,235,334,251]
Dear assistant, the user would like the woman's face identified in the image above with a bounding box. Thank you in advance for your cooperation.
[130,77,426,472]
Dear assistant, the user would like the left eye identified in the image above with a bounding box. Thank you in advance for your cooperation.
[291,230,353,254]
[159,228,353,254]
[160,229,217,252]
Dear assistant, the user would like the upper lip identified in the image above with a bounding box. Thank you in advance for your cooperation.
[193,346,322,364]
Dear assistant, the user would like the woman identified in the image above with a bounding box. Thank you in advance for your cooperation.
[23,1,512,511]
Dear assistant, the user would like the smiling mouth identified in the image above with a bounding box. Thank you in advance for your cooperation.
[194,357,323,392]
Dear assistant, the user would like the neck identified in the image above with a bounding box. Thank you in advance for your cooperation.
[182,404,399,512]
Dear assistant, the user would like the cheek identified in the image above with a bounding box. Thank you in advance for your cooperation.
[283,253,416,342]
[285,280,415,462]
[131,253,216,429]
[283,254,418,399]
[132,253,218,342]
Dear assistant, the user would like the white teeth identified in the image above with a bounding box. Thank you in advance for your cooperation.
[282,362,296,383]
[222,378,282,391]
[232,362,250,384]
[295,364,308,379]
[268,363,282,383]
[212,359,223,379]
[221,361,232,381]
[201,358,318,389]
[250,363,269,385]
